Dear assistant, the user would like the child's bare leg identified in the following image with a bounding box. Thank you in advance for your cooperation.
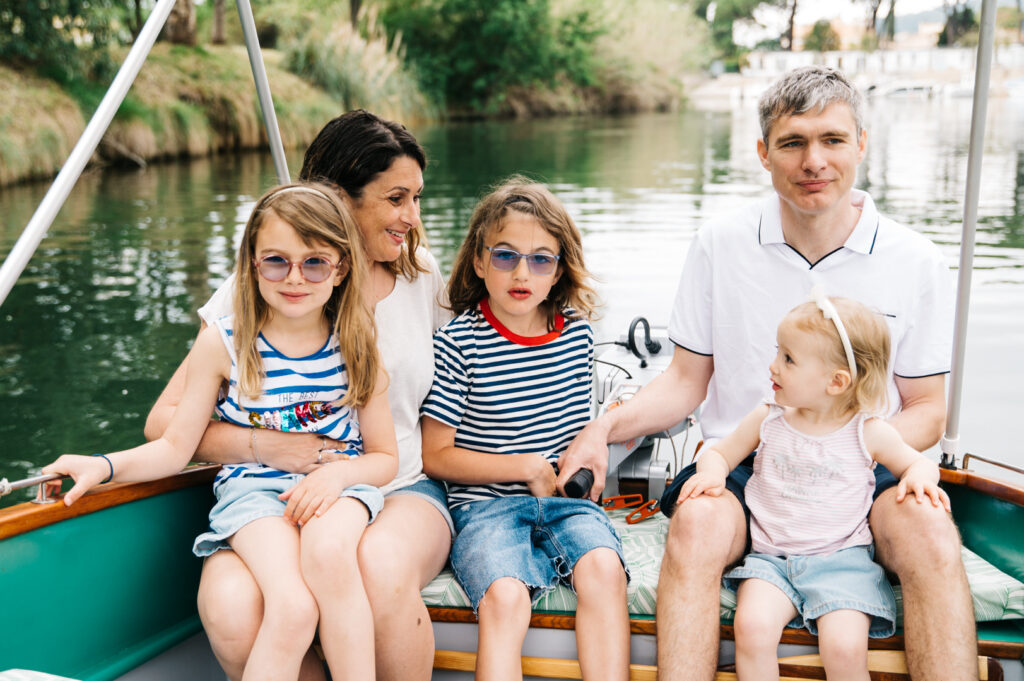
[300,498,373,681]
[228,516,319,681]
[476,577,532,681]
[733,579,799,681]
[815,610,871,681]
[572,547,629,681]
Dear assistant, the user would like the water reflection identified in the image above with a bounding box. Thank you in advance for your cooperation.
[1,98,1022,503]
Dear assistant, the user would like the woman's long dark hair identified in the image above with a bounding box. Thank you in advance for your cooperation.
[300,110,428,279]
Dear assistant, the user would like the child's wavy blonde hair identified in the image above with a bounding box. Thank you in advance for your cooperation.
[784,296,890,414]
[446,176,598,329]
[232,182,380,407]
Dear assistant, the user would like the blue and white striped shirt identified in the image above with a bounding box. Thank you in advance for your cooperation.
[211,316,361,491]
[421,301,593,509]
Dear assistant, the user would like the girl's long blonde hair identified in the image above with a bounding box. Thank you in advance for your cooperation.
[232,183,380,407]
[785,296,891,414]
[446,176,598,330]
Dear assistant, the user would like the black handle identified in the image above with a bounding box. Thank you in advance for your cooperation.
[626,316,661,368]
[562,468,594,498]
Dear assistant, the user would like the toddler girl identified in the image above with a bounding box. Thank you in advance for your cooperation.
[677,291,950,681]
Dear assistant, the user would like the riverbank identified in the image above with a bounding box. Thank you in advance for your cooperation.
[0,44,340,188]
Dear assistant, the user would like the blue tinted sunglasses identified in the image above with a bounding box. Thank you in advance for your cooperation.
[485,247,561,275]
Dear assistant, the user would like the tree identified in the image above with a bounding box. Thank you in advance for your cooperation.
[212,0,225,44]
[781,0,798,50]
[938,1,976,46]
[164,0,197,45]
[0,0,119,82]
[804,19,841,52]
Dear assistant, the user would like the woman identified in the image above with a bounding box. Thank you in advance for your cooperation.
[144,110,451,681]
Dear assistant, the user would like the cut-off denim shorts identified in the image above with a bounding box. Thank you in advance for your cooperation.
[386,476,454,538]
[450,496,629,612]
[723,544,897,638]
[193,472,384,557]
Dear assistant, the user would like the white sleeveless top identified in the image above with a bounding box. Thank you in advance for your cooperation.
[746,405,876,556]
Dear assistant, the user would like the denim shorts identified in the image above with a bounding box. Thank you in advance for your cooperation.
[450,496,628,612]
[660,454,898,518]
[193,473,384,557]
[386,476,454,538]
[723,545,896,638]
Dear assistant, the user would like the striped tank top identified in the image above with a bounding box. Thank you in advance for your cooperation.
[745,404,876,556]
[211,316,361,490]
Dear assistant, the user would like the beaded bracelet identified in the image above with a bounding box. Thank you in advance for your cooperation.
[92,453,114,484]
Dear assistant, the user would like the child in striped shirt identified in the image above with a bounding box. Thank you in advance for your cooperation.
[676,291,950,681]
[421,177,630,680]
[44,184,397,681]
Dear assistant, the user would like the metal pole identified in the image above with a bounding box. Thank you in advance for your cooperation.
[235,0,291,185]
[0,0,179,309]
[939,0,997,468]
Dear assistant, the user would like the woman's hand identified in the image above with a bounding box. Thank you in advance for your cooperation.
[41,455,110,506]
[255,432,349,474]
[279,461,349,526]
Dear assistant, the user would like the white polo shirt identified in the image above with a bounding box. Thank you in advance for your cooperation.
[668,189,955,443]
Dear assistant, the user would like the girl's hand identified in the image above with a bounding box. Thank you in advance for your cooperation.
[896,461,951,511]
[522,454,557,497]
[41,455,109,506]
[279,462,348,526]
[675,471,726,506]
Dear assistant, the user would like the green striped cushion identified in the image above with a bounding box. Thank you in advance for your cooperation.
[421,507,1024,623]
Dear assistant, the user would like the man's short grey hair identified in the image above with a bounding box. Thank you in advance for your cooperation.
[758,66,864,143]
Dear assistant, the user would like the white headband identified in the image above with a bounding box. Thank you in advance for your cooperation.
[265,185,335,203]
[809,285,857,381]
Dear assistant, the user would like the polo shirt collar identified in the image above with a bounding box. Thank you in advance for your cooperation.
[758,189,879,255]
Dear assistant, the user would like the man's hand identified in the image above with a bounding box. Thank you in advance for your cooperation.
[557,420,610,502]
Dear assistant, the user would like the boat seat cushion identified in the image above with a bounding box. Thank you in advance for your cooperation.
[422,508,1024,623]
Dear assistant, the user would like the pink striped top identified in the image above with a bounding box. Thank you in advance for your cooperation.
[746,405,876,556]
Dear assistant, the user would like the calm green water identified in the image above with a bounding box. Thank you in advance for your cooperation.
[2,98,1023,505]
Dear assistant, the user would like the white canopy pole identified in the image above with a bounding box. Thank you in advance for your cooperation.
[939,0,998,468]
[235,0,290,185]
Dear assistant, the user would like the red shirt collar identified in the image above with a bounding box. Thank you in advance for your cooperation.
[480,298,565,346]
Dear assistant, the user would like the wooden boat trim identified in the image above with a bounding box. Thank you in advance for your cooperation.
[432,649,996,680]
[940,467,1024,507]
[0,465,219,540]
[428,608,1023,660]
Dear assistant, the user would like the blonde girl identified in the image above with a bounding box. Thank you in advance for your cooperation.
[421,177,629,681]
[44,183,398,681]
[677,291,950,681]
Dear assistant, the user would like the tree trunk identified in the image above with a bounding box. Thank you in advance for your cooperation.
[164,0,197,46]
[884,0,897,42]
[1017,0,1022,42]
[133,0,144,40]
[867,0,882,36]
[350,0,362,25]
[783,0,799,51]
[212,0,225,44]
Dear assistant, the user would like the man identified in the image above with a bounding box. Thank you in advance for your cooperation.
[558,65,977,680]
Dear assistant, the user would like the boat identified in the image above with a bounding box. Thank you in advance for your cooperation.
[1,0,1021,679]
